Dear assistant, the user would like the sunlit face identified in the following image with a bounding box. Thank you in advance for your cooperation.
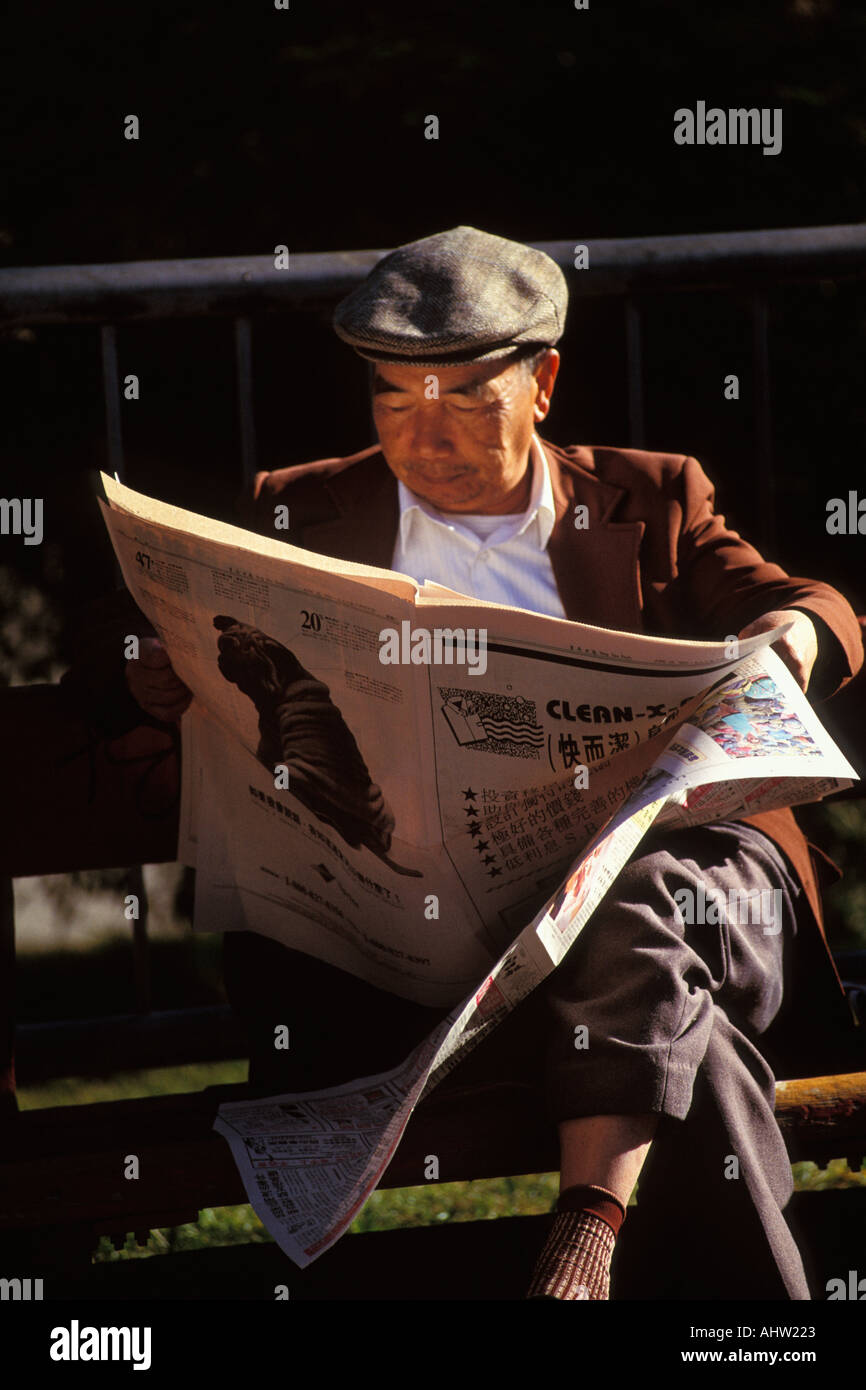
[371,349,560,514]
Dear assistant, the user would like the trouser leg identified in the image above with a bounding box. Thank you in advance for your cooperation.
[610,1008,809,1300]
[538,820,810,1299]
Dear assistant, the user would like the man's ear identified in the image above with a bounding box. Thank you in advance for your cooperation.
[532,349,560,422]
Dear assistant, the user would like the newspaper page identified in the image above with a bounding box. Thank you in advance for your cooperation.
[99,473,853,1009]
[97,472,857,1267]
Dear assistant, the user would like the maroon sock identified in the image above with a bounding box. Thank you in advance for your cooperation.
[557,1182,627,1234]
[526,1185,627,1301]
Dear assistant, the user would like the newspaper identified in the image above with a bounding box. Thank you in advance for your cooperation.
[98,471,857,1267]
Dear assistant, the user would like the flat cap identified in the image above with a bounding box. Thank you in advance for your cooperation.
[332,225,568,367]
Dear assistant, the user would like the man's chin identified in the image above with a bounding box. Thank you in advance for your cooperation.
[404,470,479,509]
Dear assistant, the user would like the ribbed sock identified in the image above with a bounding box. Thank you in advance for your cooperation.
[526,1184,627,1301]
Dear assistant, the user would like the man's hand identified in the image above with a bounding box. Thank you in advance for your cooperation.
[737,610,818,693]
[125,637,193,722]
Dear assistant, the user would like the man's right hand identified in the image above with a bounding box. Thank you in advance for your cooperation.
[126,637,193,722]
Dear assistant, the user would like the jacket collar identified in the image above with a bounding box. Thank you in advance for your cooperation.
[299,439,645,629]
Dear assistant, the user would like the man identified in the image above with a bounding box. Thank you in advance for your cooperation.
[126,226,862,1300]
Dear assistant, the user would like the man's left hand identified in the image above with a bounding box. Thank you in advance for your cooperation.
[737,609,818,693]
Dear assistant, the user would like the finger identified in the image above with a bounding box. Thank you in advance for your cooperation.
[136,672,190,697]
[127,669,190,703]
[131,663,189,691]
[138,643,173,668]
[128,684,186,712]
[791,652,814,694]
[142,686,191,707]
[738,620,780,642]
[145,694,192,720]
[771,641,808,692]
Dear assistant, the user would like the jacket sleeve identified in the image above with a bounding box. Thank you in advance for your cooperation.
[677,455,863,701]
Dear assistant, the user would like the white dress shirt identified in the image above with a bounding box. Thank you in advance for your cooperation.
[391,435,567,620]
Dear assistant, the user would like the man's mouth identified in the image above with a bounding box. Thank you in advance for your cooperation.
[414,468,467,484]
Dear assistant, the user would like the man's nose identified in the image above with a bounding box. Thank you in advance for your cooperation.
[409,405,455,457]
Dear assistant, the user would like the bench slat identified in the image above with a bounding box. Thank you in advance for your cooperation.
[2,1074,864,1238]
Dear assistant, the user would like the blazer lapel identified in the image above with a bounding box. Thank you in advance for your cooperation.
[300,439,645,632]
[541,441,645,631]
[300,449,400,571]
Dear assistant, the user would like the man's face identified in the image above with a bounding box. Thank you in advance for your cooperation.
[371,350,559,514]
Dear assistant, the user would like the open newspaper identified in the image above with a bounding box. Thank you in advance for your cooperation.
[99,472,857,1268]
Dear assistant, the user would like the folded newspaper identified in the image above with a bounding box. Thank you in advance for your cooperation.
[99,472,857,1268]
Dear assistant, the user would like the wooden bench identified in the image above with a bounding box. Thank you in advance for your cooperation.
[2,1067,865,1298]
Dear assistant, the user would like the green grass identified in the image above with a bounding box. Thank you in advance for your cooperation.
[93,1206,273,1263]
[17,1060,248,1110]
[349,1174,561,1234]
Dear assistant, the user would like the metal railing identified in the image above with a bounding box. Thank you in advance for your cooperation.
[3,223,866,487]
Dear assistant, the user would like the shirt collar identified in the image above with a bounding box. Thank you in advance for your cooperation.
[396,434,555,551]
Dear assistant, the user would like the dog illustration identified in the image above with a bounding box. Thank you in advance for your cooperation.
[213,614,421,877]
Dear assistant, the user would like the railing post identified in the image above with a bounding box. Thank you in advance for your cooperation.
[624,297,645,449]
[100,324,125,482]
[234,316,258,488]
[0,875,17,1115]
[125,864,152,1015]
[750,290,776,552]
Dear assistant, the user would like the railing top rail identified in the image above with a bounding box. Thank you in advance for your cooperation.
[2,224,866,327]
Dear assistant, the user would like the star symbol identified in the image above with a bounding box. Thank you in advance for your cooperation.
[468,822,482,837]
[463,803,478,816]
[475,840,489,853]
[487,866,502,878]
[462,788,477,800]
[482,854,496,866]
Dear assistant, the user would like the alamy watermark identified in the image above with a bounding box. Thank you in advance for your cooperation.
[826,491,866,534]
[674,102,782,156]
[674,884,783,935]
[0,497,43,545]
[379,621,488,676]
[0,1276,43,1300]
[49,1321,151,1370]
[826,1269,866,1299]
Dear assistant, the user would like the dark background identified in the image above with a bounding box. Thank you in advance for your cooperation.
[2,0,865,661]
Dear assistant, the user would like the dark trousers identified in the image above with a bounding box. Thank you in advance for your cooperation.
[222,819,812,1299]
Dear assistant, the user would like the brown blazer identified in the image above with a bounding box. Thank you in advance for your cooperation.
[240,437,864,966]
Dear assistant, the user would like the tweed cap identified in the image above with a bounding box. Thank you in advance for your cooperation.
[332,225,568,367]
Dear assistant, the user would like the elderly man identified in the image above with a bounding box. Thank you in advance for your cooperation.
[125,226,861,1301]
